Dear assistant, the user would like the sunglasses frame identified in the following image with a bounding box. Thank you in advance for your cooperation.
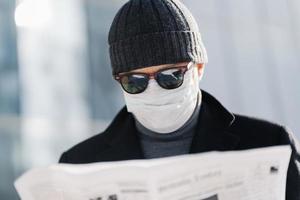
[114,62,195,94]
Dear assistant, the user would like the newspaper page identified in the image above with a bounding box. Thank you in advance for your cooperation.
[14,145,291,200]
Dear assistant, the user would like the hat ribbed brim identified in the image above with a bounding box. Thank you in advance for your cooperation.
[109,31,208,75]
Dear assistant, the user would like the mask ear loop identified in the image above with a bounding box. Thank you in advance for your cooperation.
[186,62,198,83]
[187,61,195,70]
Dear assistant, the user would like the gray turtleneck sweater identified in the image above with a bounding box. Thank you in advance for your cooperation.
[134,93,201,159]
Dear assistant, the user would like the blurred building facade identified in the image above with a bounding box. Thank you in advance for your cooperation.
[0,0,299,199]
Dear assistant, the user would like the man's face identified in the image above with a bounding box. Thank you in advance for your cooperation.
[119,62,205,133]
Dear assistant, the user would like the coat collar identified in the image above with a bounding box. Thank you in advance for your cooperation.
[98,90,240,161]
[189,90,239,153]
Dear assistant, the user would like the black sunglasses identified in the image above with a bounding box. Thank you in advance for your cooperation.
[114,62,195,94]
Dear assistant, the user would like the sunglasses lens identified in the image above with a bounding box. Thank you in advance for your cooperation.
[120,74,148,94]
[156,68,184,89]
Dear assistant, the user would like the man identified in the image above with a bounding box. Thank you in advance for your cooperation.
[59,0,300,199]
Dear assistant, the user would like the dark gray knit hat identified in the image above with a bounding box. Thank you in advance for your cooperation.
[108,0,208,75]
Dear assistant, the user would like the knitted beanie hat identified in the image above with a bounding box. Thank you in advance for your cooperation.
[108,0,208,75]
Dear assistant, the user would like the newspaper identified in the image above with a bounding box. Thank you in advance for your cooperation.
[15,145,291,200]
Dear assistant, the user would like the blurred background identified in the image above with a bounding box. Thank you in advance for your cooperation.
[0,0,299,198]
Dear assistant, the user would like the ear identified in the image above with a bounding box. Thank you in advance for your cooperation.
[196,63,205,80]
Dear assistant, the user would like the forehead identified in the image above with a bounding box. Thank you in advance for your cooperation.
[120,62,189,75]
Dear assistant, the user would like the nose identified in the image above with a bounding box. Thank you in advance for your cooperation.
[148,74,156,79]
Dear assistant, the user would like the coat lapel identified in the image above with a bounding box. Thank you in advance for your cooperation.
[190,91,240,153]
[95,107,145,161]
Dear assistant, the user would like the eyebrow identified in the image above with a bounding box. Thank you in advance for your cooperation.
[166,63,177,67]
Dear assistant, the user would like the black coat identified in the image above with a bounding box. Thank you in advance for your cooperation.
[59,90,300,199]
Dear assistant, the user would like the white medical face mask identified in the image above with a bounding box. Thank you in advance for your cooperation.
[123,63,201,134]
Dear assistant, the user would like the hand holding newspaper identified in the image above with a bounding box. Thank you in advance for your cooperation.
[15,145,291,200]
